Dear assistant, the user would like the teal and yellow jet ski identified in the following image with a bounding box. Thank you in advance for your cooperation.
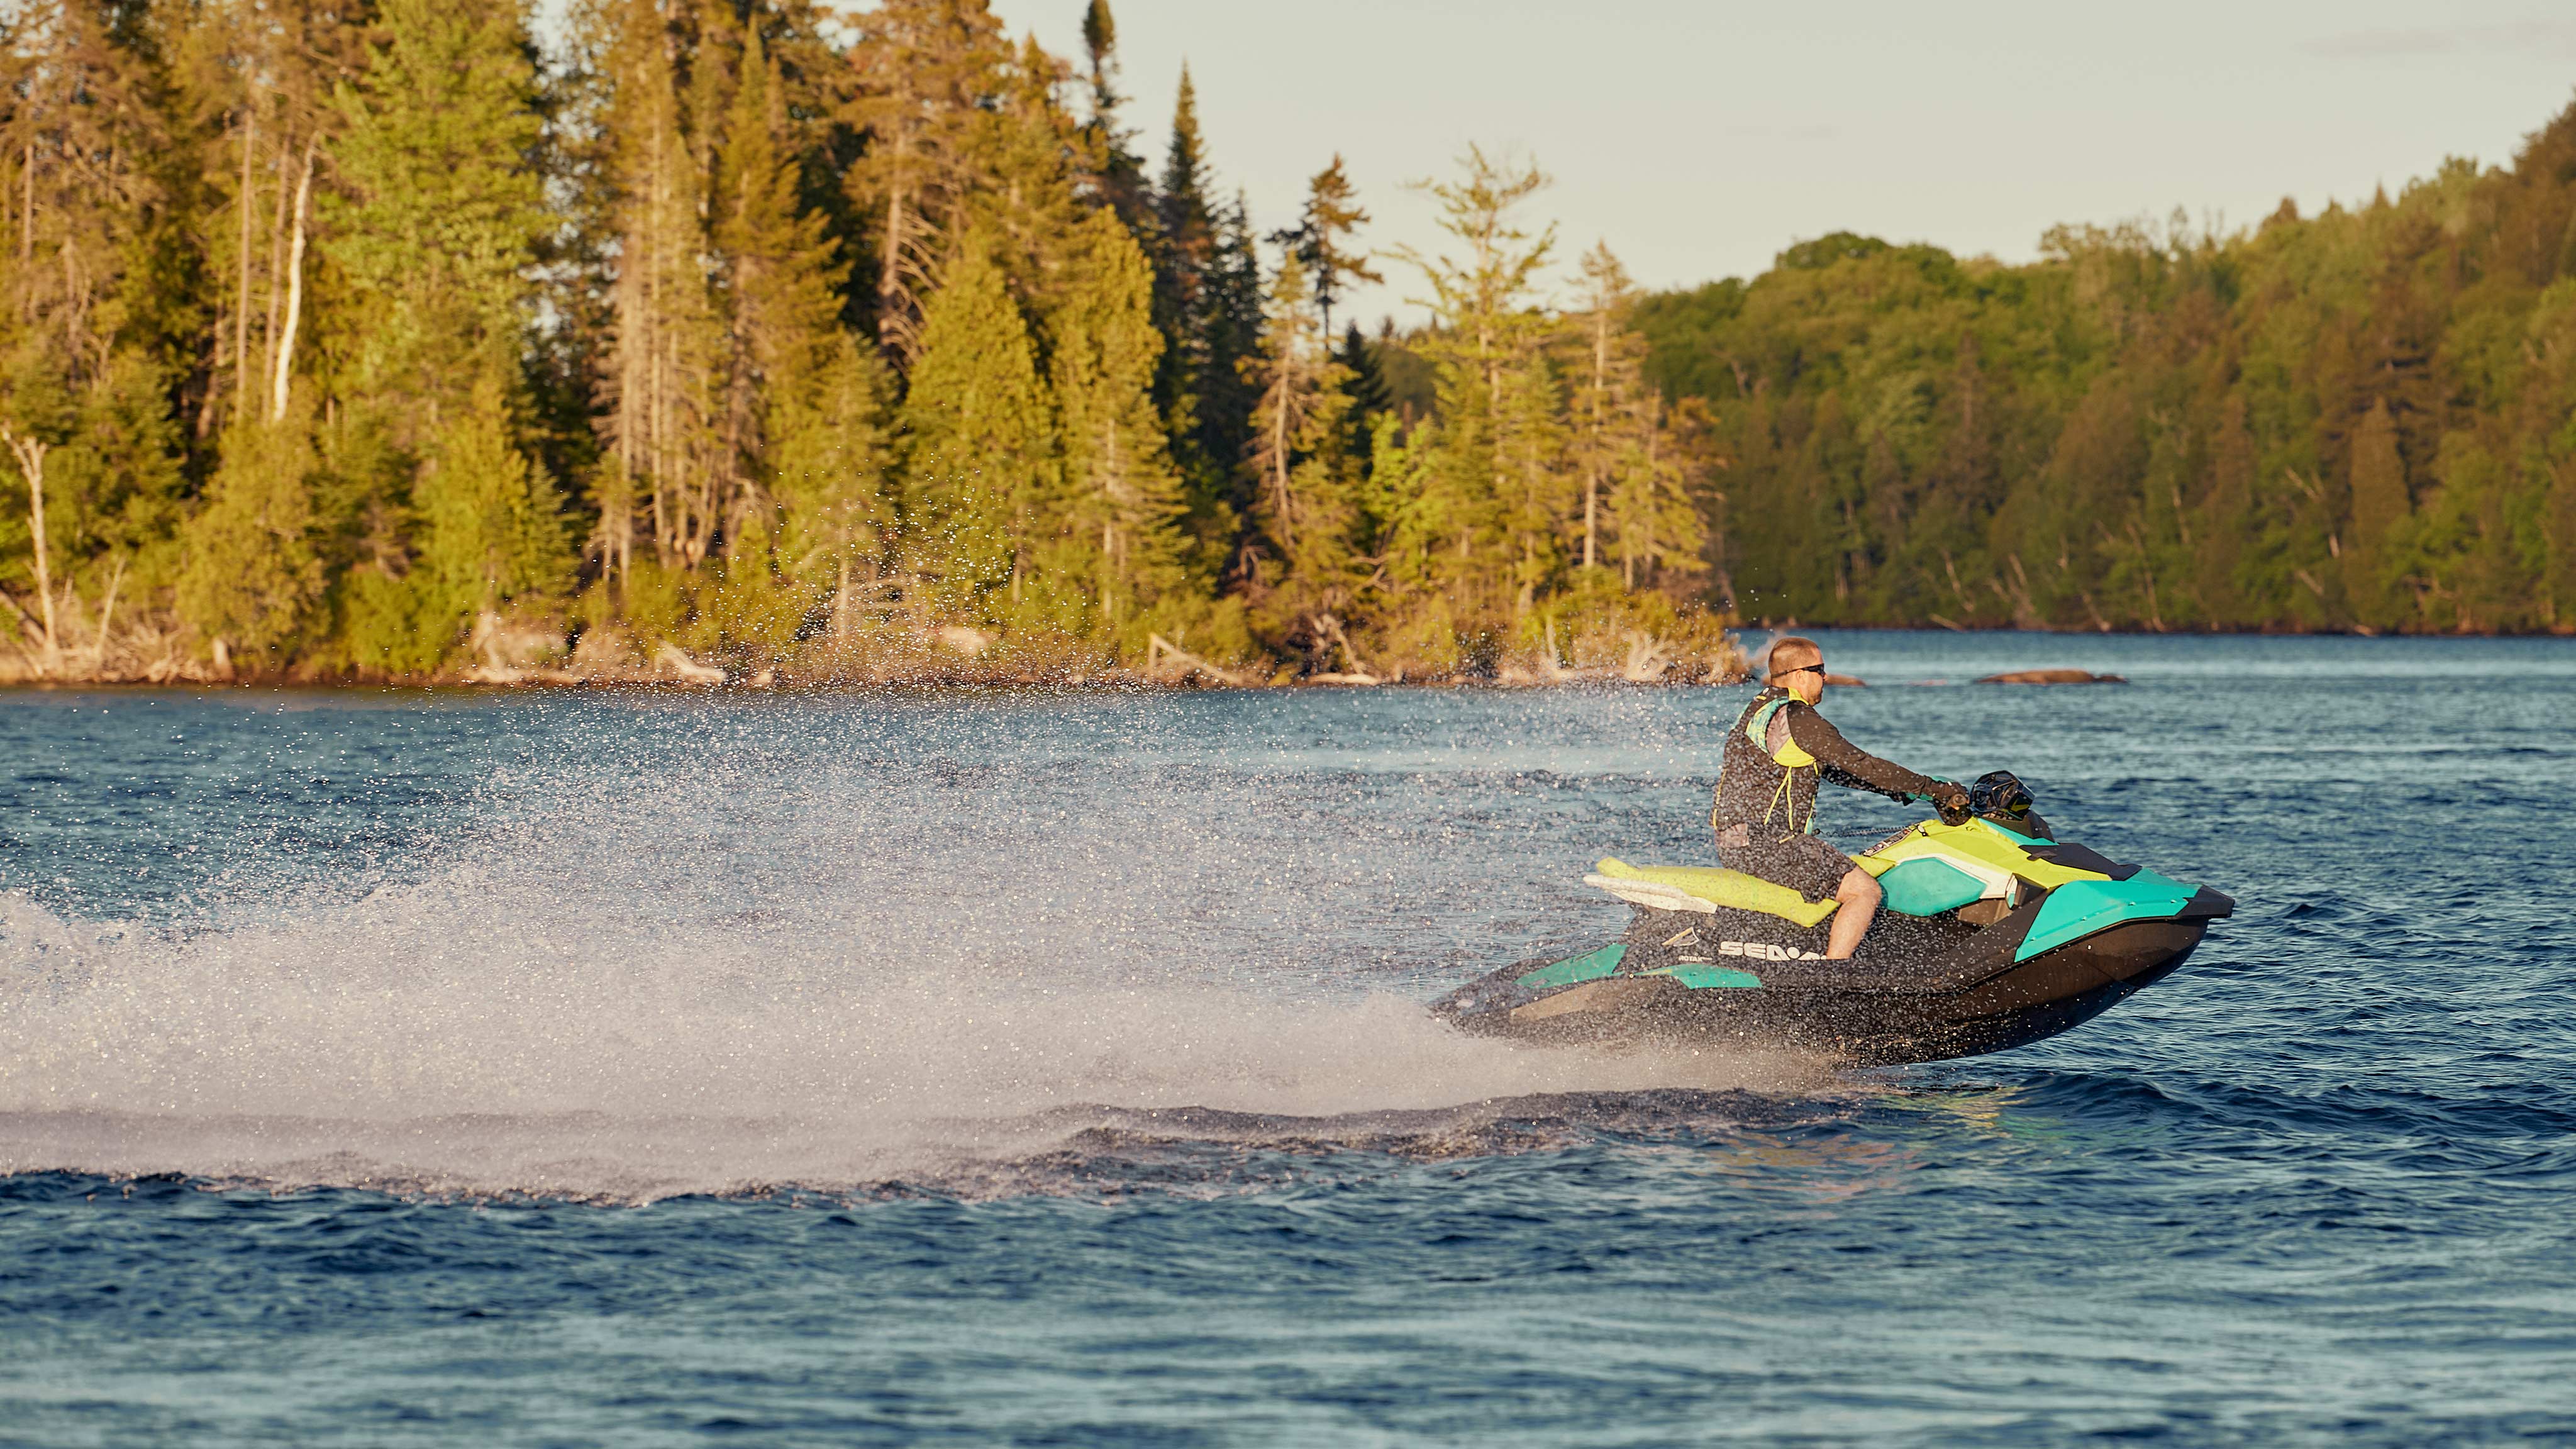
[1431,781,2232,1065]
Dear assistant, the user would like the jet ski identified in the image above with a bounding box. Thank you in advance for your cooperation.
[1430,774,2232,1065]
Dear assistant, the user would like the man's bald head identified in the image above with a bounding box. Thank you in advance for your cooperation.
[1765,636,1824,682]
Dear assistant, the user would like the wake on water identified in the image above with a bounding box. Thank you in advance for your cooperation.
[0,689,1876,1202]
[0,883,1839,1203]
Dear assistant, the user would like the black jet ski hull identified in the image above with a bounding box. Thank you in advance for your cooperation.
[1431,891,2226,1066]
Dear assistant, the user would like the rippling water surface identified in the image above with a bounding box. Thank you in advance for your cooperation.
[3,631,2571,1445]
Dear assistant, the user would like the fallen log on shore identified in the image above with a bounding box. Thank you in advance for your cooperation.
[1145,633,1252,687]
[653,643,728,686]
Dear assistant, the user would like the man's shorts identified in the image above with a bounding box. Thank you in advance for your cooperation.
[1719,833,1858,901]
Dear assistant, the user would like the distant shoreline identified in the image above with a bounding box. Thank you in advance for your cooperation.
[8,622,2570,697]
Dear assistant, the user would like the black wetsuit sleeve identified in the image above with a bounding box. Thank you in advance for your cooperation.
[1784,706,1942,803]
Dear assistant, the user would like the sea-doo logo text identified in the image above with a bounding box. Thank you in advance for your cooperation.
[1718,940,1825,962]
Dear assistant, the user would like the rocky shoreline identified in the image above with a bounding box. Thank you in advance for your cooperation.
[0,616,1756,691]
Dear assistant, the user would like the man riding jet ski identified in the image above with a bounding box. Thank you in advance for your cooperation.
[1716,636,1970,959]
[1429,638,2233,1064]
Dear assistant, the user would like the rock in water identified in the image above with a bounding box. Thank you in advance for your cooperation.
[1973,668,2128,685]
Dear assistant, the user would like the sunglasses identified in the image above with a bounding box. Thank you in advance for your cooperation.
[1774,663,1824,677]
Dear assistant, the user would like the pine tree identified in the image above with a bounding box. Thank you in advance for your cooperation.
[1394,147,1560,624]
[416,375,570,626]
[1277,155,1380,340]
[1,0,198,667]
[1208,197,1265,480]
[1150,65,1216,486]
[326,0,549,419]
[1570,243,1702,591]
[2344,396,2408,628]
[323,0,564,660]
[596,0,724,575]
[901,235,1052,619]
[716,21,886,563]
[709,21,893,615]
[1048,209,1184,635]
[1074,0,1150,231]
[1242,247,1363,653]
[1245,251,1319,555]
[178,416,323,662]
[845,0,1010,367]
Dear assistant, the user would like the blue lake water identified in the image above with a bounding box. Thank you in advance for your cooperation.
[3,631,2572,1445]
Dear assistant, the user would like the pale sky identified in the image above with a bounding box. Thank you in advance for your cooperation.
[990,0,2576,326]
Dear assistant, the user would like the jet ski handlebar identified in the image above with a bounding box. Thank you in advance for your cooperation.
[1965,770,2036,826]
[1958,770,2055,838]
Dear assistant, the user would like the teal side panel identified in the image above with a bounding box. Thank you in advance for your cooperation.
[2015,878,2199,961]
[1517,943,1627,990]
[1878,858,1986,916]
[1659,964,1765,990]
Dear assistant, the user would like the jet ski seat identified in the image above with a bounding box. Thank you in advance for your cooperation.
[1585,857,1841,928]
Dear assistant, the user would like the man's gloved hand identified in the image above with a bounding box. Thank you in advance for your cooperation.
[1933,782,1972,825]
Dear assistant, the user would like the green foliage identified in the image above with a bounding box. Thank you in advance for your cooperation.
[1641,106,2576,632]
[178,419,323,657]
[1240,248,1363,641]
[325,0,549,406]
[415,379,570,623]
[1048,209,1186,645]
[901,236,1054,618]
[108,0,2576,682]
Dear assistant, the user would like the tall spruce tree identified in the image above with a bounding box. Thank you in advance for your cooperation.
[1570,243,1701,591]
[321,0,565,663]
[1,0,195,671]
[1392,147,1560,626]
[1150,67,1215,483]
[1074,0,1150,231]
[596,0,724,576]
[971,34,1091,306]
[901,235,1052,620]
[716,23,889,566]
[1242,247,1365,655]
[714,23,892,610]
[2343,396,2408,628]
[845,0,1009,368]
[1048,209,1184,636]
[1275,155,1380,340]
[1335,321,1390,460]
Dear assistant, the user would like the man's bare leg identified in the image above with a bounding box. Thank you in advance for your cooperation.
[1826,867,1882,959]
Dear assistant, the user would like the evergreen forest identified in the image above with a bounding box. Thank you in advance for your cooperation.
[5,0,2575,687]
[0,0,1714,684]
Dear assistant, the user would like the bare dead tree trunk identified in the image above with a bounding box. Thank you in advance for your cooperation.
[1585,304,1606,570]
[234,109,256,414]
[19,142,34,319]
[4,427,55,677]
[270,135,316,423]
[878,165,910,355]
[1269,375,1295,547]
[262,133,292,386]
[92,552,123,674]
